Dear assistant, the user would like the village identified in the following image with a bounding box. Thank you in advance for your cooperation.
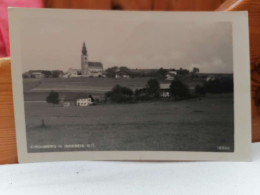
[23,42,233,107]
[22,40,234,153]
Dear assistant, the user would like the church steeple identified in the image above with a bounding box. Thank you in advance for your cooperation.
[81,42,88,75]
[82,42,87,55]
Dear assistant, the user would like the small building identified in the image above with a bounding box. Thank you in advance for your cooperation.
[62,93,93,107]
[63,68,81,78]
[165,71,176,81]
[122,74,130,79]
[115,71,130,79]
[76,95,93,106]
[30,71,44,78]
[160,83,171,98]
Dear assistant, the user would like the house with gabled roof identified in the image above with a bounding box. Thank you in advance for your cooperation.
[62,93,93,107]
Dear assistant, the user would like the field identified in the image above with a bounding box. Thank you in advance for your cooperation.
[23,77,152,101]
[25,93,234,153]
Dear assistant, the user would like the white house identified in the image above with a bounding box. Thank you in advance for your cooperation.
[115,71,130,79]
[165,70,177,81]
[63,68,81,78]
[31,72,44,78]
[160,83,171,98]
[62,94,94,107]
[76,97,93,106]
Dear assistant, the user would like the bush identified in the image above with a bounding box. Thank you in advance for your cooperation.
[170,80,190,100]
[146,79,160,98]
[156,68,168,79]
[195,85,206,96]
[105,85,134,103]
[46,91,60,104]
[134,88,152,101]
[205,77,233,93]
[22,73,29,78]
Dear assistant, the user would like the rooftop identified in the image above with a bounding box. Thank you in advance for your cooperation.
[88,62,103,69]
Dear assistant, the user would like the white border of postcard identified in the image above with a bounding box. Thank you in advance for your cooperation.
[9,8,251,162]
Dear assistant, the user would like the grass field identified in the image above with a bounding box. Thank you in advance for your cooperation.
[25,93,234,153]
[23,77,150,94]
[23,77,152,101]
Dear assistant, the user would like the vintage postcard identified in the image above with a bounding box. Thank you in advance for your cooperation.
[9,8,251,162]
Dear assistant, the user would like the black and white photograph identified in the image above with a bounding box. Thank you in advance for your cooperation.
[9,9,251,162]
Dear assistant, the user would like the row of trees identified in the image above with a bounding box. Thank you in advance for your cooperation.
[105,77,233,103]
[105,79,191,103]
[105,66,199,79]
[46,77,233,105]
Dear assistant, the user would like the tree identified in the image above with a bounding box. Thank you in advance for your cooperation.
[119,66,130,74]
[195,85,206,96]
[134,88,150,101]
[170,80,190,100]
[46,91,60,104]
[105,85,133,103]
[42,70,52,78]
[146,79,160,98]
[52,70,63,78]
[192,67,200,74]
[176,68,190,76]
[22,73,29,78]
[157,68,168,79]
[88,94,95,102]
[106,66,118,78]
[205,77,233,93]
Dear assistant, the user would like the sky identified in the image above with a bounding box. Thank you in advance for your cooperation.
[20,14,233,73]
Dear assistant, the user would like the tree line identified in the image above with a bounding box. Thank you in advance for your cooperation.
[105,77,233,103]
[105,66,196,79]
[45,77,233,105]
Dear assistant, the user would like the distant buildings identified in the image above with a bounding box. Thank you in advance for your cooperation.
[23,70,63,79]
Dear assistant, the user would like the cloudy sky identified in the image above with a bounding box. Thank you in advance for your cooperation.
[20,13,233,73]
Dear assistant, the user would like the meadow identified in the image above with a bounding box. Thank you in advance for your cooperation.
[23,77,152,101]
[25,93,234,153]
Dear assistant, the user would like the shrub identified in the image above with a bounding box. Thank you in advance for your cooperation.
[205,77,233,93]
[105,85,133,103]
[46,91,60,104]
[170,80,190,100]
[195,85,206,96]
[146,79,160,98]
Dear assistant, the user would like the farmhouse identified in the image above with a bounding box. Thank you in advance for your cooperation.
[165,70,177,81]
[115,71,130,79]
[62,93,93,107]
[160,83,171,98]
[29,71,44,78]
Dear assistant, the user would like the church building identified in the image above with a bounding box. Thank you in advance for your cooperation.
[64,42,104,78]
[81,42,103,77]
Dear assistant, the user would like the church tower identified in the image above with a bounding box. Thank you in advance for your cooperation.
[81,42,88,75]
